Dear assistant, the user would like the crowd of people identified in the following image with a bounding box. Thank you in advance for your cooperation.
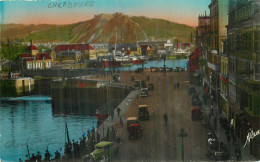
[19,127,97,162]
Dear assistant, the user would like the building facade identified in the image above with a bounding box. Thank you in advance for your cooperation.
[196,12,210,47]
[54,44,95,61]
[227,0,260,158]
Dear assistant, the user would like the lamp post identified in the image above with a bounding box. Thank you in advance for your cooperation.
[177,127,188,162]
[162,54,166,76]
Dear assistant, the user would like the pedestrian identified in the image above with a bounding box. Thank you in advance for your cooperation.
[30,154,36,161]
[117,107,121,116]
[45,150,51,161]
[25,155,29,161]
[137,94,138,99]
[82,135,86,142]
[87,130,91,140]
[36,151,42,161]
[92,126,95,137]
[19,158,23,162]
[76,141,80,157]
[120,117,123,127]
[54,150,61,161]
[72,140,77,157]
[153,107,155,117]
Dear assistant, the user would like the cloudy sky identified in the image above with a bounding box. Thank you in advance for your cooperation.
[0,0,211,26]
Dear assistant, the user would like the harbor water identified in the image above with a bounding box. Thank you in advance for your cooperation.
[0,96,97,162]
[105,59,188,71]
[0,59,188,161]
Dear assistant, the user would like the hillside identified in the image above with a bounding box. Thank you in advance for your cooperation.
[131,16,195,42]
[0,13,195,43]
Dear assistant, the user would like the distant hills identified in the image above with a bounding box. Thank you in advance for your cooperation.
[0,13,195,44]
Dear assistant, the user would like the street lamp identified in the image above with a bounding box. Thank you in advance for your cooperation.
[177,127,188,162]
[162,54,166,76]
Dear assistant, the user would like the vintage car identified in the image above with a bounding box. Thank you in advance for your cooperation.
[127,117,140,131]
[138,105,150,121]
[191,108,202,121]
[83,141,119,162]
[128,124,143,140]
[140,88,148,97]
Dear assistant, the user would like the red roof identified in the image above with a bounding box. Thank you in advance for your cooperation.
[20,54,32,58]
[54,44,94,52]
[25,45,38,51]
[20,53,51,61]
[20,53,34,61]
[35,53,51,60]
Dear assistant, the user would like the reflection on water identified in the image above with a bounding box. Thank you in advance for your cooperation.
[0,96,97,161]
[105,59,188,71]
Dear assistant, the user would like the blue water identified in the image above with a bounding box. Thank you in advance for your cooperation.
[105,59,188,71]
[0,96,97,162]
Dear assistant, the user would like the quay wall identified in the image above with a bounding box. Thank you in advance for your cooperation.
[23,68,109,78]
[0,78,34,97]
[51,79,132,115]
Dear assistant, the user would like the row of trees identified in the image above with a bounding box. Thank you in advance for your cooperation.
[0,42,27,60]
[0,41,52,60]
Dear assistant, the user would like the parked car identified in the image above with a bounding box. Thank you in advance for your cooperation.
[191,108,202,120]
[82,141,119,162]
[140,88,148,97]
[113,74,120,82]
[134,80,141,89]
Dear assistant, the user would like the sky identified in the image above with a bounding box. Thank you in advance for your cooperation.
[0,0,211,27]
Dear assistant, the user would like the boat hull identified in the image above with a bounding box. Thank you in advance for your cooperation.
[103,61,121,68]
[132,59,146,65]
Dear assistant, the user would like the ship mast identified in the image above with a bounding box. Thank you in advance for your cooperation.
[114,34,117,58]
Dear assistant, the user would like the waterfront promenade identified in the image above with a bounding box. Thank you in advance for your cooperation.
[94,70,210,161]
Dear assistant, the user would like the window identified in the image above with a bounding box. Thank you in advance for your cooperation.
[27,63,31,69]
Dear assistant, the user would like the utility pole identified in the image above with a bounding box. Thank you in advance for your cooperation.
[191,32,193,43]
[178,127,188,162]
[8,39,11,77]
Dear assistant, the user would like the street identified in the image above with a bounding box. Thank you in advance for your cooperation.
[98,71,210,161]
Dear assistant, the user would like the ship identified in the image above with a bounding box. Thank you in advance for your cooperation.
[131,56,147,65]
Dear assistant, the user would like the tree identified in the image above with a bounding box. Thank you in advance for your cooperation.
[0,41,27,60]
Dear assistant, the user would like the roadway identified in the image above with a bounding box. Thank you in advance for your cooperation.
[97,71,210,161]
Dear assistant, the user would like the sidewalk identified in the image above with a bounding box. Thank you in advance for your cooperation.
[96,90,139,139]
[192,83,256,161]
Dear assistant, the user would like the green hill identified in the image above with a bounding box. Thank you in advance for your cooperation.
[0,13,195,43]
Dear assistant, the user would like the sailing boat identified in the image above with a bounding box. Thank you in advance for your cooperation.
[102,34,122,68]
